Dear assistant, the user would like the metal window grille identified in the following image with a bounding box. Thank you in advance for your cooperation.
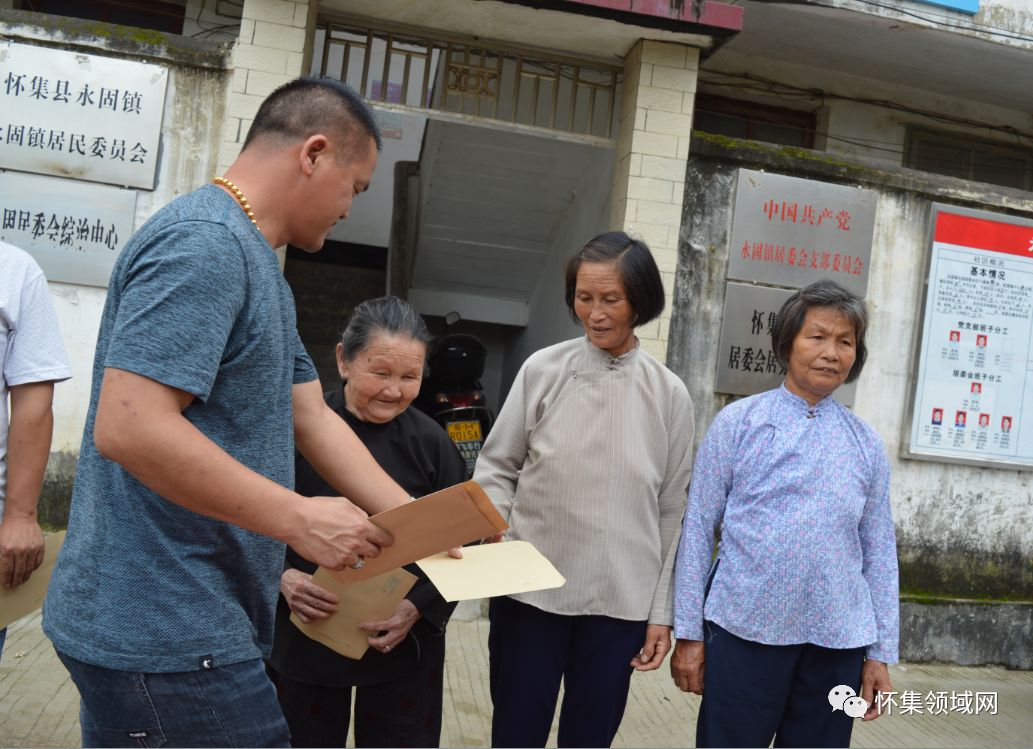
[905,127,1033,192]
[314,19,621,139]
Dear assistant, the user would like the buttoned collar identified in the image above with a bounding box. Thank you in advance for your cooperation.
[777,382,836,419]
[581,335,640,370]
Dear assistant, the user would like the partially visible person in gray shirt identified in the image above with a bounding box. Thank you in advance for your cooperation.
[474,231,694,749]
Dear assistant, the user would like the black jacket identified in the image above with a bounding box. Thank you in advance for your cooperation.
[268,386,466,687]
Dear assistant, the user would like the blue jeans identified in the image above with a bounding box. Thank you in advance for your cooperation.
[0,626,6,661]
[56,650,290,748]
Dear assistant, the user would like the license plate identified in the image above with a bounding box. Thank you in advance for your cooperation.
[447,420,482,443]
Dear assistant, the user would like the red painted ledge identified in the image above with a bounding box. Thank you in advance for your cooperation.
[557,0,744,31]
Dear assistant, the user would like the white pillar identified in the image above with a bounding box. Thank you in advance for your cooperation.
[610,40,699,362]
[216,0,315,174]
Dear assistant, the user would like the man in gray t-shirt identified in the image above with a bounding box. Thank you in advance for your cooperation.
[44,79,407,748]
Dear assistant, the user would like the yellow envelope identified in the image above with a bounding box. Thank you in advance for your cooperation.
[416,540,565,602]
[290,566,418,660]
[331,480,508,583]
[0,531,65,629]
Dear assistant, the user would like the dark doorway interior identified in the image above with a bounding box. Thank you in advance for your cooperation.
[285,240,387,390]
[18,0,187,33]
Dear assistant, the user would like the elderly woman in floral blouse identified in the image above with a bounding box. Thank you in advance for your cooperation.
[672,279,898,748]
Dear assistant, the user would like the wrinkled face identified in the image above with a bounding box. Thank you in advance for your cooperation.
[338,333,425,424]
[784,306,857,405]
[573,261,636,357]
[294,135,378,252]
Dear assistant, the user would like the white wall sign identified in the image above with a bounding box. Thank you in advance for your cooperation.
[0,41,168,189]
[904,205,1033,469]
[0,170,137,287]
[727,169,877,296]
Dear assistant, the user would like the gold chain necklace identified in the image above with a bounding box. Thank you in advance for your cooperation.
[213,176,259,230]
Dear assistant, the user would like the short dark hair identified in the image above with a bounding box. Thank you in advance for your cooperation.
[563,231,665,326]
[771,279,869,383]
[243,77,383,157]
[340,296,431,362]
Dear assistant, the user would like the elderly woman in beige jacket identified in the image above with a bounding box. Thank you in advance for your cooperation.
[474,231,695,749]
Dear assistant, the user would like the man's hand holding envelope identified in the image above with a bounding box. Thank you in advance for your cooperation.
[290,481,563,659]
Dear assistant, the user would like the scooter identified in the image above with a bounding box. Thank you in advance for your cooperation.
[417,321,495,479]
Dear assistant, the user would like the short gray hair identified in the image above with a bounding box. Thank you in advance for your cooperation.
[340,296,431,361]
[770,280,868,383]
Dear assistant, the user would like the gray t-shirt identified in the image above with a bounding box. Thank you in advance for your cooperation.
[43,185,318,673]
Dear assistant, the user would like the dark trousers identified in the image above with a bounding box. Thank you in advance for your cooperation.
[696,621,865,749]
[272,631,446,748]
[57,651,289,748]
[488,596,647,748]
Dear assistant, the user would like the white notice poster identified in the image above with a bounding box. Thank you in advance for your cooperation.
[906,206,1033,468]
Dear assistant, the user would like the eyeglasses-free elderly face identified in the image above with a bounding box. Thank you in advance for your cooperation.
[783,306,858,406]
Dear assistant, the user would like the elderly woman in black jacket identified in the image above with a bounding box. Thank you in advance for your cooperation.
[267,297,465,748]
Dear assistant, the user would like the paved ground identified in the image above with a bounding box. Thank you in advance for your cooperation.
[2,610,1031,748]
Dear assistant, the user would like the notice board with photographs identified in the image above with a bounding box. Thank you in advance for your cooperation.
[903,205,1033,469]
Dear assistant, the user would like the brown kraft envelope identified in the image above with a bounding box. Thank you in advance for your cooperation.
[325,480,508,584]
[0,531,65,629]
[290,567,418,660]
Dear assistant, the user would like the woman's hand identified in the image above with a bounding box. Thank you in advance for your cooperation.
[630,624,672,671]
[861,659,892,720]
[670,639,705,694]
[360,599,421,654]
[280,568,339,623]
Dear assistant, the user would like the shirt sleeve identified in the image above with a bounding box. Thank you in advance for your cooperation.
[860,441,899,663]
[104,223,246,401]
[404,571,458,632]
[472,360,532,523]
[4,268,71,387]
[403,426,466,630]
[438,429,467,490]
[649,384,695,625]
[673,407,736,641]
[292,329,318,385]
